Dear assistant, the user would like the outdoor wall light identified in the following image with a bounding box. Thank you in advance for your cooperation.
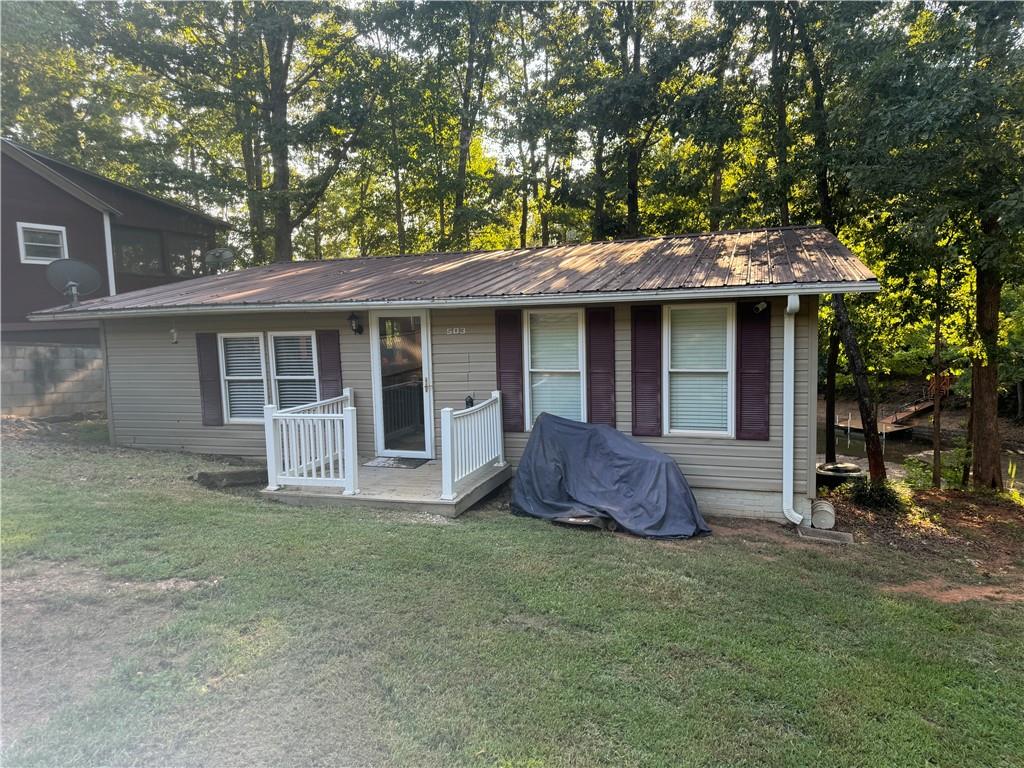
[752,301,769,314]
[348,313,364,335]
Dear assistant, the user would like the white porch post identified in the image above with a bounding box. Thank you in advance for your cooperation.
[440,406,455,500]
[492,390,506,467]
[263,404,281,490]
[343,406,359,495]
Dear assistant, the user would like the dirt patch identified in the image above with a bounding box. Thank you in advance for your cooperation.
[883,576,1024,604]
[832,488,1024,574]
[0,561,204,748]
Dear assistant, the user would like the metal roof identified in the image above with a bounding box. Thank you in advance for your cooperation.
[31,226,878,320]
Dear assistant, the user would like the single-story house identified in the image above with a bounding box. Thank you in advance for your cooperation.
[30,226,878,522]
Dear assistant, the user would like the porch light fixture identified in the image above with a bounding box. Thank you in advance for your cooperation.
[753,301,769,314]
[348,313,363,335]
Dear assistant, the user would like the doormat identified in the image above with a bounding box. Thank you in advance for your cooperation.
[363,456,429,469]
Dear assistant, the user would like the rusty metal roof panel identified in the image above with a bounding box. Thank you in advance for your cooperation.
[33,226,878,317]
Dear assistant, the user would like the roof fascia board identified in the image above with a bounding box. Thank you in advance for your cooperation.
[28,280,880,322]
[2,141,122,216]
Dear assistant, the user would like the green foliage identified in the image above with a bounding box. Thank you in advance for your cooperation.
[3,3,1023,423]
[836,477,915,515]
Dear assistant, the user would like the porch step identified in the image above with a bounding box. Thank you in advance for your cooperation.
[262,463,514,518]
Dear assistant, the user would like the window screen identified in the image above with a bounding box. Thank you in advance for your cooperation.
[271,333,319,409]
[527,311,583,424]
[220,335,266,420]
[113,226,164,275]
[165,233,208,277]
[666,305,731,432]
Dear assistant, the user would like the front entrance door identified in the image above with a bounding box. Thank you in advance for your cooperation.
[369,310,434,458]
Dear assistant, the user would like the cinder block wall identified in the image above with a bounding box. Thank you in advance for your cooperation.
[1,343,105,418]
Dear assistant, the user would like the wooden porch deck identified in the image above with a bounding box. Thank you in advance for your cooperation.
[262,457,513,517]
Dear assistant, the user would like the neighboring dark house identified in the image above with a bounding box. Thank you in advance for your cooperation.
[1,139,227,416]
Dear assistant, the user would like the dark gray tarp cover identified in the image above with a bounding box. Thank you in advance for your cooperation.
[511,413,711,539]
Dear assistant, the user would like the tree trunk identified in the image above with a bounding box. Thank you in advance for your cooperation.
[932,262,943,488]
[833,294,886,482]
[709,138,725,231]
[625,144,641,237]
[389,118,406,255]
[451,6,495,249]
[1017,381,1023,421]
[768,6,790,226]
[592,129,608,240]
[790,3,835,232]
[971,262,1004,489]
[264,15,293,263]
[519,182,529,248]
[962,376,974,487]
[824,324,839,465]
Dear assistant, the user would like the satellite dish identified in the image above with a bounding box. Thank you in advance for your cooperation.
[46,259,102,307]
[204,247,236,270]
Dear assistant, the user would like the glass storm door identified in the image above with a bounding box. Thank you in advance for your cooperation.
[370,310,434,458]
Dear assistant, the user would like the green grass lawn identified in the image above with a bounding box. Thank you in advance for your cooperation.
[2,424,1023,767]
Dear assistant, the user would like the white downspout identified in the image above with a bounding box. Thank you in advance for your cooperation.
[103,212,117,296]
[782,294,803,524]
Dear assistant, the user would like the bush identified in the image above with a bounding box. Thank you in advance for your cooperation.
[901,439,971,491]
[836,478,914,514]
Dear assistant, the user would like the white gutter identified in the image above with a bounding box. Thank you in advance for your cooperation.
[28,280,880,322]
[782,293,803,525]
[102,213,117,296]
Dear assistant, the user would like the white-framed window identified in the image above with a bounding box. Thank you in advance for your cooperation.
[17,222,68,264]
[523,308,586,427]
[269,332,320,410]
[662,303,735,436]
[218,333,267,423]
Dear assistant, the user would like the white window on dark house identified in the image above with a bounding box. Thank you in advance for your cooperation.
[270,332,319,410]
[17,222,68,264]
[218,333,267,422]
[663,304,735,435]
[524,309,586,426]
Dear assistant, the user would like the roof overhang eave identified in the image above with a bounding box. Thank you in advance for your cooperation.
[28,279,880,322]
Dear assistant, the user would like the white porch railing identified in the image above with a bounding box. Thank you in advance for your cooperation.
[264,387,359,494]
[440,390,505,500]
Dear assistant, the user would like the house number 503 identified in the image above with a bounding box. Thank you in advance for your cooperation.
[445,327,467,335]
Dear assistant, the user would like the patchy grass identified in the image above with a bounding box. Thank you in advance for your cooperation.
[2,427,1023,767]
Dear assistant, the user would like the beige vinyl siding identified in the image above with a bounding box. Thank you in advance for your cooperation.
[103,299,819,502]
[429,309,497,458]
[500,297,817,496]
[104,313,369,457]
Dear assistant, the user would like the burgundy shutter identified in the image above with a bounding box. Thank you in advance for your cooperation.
[631,305,662,436]
[316,329,343,398]
[736,301,771,440]
[195,332,224,426]
[586,307,616,426]
[495,309,524,432]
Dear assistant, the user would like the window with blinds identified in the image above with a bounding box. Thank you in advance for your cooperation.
[271,333,319,409]
[664,304,734,434]
[219,334,266,421]
[525,310,585,425]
